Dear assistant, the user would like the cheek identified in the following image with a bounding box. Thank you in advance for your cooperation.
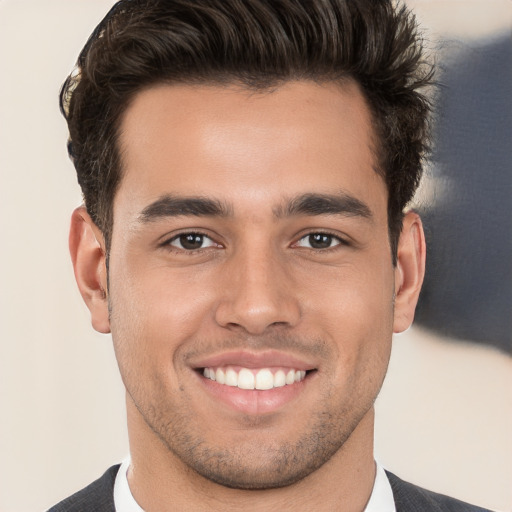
[302,260,395,328]
[108,261,217,365]
[301,263,395,378]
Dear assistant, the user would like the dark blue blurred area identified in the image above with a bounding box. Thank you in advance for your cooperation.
[415,36,512,355]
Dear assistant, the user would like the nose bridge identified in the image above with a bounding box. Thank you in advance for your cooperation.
[215,237,300,334]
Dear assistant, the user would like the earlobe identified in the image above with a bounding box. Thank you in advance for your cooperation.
[393,211,426,333]
[69,206,111,334]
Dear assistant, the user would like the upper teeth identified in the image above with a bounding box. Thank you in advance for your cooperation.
[203,367,306,390]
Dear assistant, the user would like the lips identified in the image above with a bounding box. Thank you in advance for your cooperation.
[191,350,317,414]
[191,349,315,371]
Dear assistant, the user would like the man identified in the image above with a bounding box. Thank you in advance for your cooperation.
[49,0,491,510]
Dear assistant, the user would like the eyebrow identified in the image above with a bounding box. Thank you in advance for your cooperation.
[139,195,232,221]
[274,192,373,220]
[138,191,372,223]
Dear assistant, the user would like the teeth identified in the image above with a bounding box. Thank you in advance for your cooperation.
[225,368,238,386]
[255,369,273,390]
[215,368,225,384]
[203,366,308,389]
[294,370,306,382]
[274,370,286,387]
[238,368,255,389]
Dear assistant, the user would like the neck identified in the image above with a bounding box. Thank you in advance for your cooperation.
[126,396,377,512]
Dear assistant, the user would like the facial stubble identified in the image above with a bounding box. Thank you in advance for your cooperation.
[121,345,388,491]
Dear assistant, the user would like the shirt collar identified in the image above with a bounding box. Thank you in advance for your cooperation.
[114,457,396,512]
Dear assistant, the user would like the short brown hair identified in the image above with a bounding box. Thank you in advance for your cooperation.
[60,0,433,258]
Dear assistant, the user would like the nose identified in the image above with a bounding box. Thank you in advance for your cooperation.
[214,245,301,335]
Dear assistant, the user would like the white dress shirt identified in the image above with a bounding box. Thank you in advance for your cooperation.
[114,457,396,511]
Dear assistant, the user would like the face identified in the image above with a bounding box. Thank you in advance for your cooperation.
[76,80,422,489]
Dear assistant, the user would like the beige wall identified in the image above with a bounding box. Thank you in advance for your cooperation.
[0,1,510,511]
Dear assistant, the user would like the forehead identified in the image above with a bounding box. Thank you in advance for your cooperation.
[116,80,386,219]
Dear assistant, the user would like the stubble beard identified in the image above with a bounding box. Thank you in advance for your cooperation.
[131,382,374,491]
[110,295,389,491]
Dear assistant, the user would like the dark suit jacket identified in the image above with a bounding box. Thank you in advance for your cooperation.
[47,465,494,511]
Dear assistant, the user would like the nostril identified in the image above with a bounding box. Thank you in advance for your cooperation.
[214,288,301,335]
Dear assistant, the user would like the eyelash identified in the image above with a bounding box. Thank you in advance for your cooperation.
[294,231,350,252]
[160,230,350,254]
[161,231,221,253]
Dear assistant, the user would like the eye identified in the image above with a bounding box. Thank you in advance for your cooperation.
[295,233,344,250]
[168,233,218,251]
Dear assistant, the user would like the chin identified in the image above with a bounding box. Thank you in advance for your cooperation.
[188,453,320,490]
[161,421,353,491]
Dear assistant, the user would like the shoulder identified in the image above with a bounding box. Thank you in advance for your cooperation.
[386,471,494,512]
[47,464,120,512]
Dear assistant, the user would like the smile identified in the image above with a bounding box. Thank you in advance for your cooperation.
[202,366,307,390]
[192,351,317,414]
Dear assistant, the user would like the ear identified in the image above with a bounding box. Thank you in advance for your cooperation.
[69,206,110,334]
[393,211,426,333]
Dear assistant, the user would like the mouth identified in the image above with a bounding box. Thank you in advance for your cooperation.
[191,351,318,415]
[200,366,310,390]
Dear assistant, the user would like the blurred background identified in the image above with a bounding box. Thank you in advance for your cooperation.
[0,1,511,511]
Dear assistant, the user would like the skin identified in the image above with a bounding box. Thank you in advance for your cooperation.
[70,80,425,511]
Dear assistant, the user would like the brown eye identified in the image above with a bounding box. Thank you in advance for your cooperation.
[296,233,343,250]
[308,234,333,249]
[169,233,216,250]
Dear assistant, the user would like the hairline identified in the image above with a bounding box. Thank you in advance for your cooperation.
[104,75,397,261]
